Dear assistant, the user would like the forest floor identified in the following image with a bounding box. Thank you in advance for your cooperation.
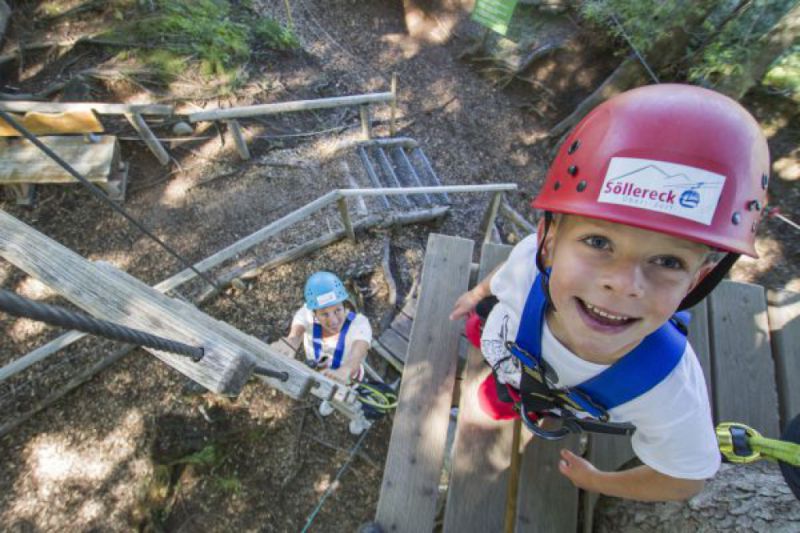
[0,0,798,531]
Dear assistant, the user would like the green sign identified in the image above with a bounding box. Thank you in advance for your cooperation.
[472,0,519,36]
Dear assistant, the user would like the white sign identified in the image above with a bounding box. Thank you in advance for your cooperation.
[597,157,726,225]
[316,291,338,306]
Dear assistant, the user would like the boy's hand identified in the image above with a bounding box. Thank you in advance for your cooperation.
[323,366,356,385]
[449,289,482,321]
[558,449,598,491]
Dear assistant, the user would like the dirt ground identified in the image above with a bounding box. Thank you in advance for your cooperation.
[1,1,798,531]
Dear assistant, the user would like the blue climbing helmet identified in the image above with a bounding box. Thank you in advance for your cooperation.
[304,271,350,310]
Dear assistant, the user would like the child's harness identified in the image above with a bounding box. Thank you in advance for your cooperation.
[505,272,690,440]
[311,311,356,369]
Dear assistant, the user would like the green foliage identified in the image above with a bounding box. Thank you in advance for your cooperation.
[764,46,800,101]
[169,444,223,467]
[689,0,798,88]
[105,0,299,83]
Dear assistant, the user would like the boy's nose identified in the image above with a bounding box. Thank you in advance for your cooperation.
[601,261,645,298]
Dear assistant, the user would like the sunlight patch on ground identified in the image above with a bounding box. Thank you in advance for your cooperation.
[774,152,800,181]
[16,276,55,300]
[732,235,800,291]
[8,317,47,341]
[381,33,422,59]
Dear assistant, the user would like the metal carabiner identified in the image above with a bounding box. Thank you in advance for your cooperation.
[520,409,581,441]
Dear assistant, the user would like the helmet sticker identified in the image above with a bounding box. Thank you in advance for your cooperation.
[598,157,726,225]
[316,291,339,306]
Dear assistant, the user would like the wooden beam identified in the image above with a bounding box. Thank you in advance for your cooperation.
[499,201,536,235]
[360,104,372,140]
[124,112,170,165]
[188,92,394,122]
[482,192,502,243]
[0,101,174,115]
[0,110,104,136]
[226,120,250,160]
[767,289,800,428]
[339,183,517,197]
[376,234,474,533]
[709,281,780,437]
[0,210,339,399]
[337,197,355,242]
[0,135,118,184]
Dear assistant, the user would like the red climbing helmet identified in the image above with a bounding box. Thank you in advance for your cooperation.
[533,84,770,257]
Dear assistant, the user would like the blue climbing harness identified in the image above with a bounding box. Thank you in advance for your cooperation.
[312,311,356,369]
[506,271,690,439]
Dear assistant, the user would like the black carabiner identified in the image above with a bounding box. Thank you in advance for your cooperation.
[520,409,580,441]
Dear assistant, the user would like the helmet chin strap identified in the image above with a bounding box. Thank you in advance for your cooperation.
[678,253,740,310]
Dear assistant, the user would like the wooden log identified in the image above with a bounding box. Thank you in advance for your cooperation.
[390,73,398,137]
[0,211,342,399]
[226,119,250,160]
[767,289,800,428]
[499,200,536,235]
[482,191,502,243]
[0,110,104,136]
[360,104,372,140]
[708,280,780,437]
[337,197,355,242]
[376,234,474,533]
[338,183,517,197]
[0,135,118,184]
[188,92,394,122]
[124,112,170,165]
[0,101,174,115]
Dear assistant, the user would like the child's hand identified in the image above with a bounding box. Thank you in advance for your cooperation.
[558,449,598,491]
[449,289,481,320]
[323,366,355,385]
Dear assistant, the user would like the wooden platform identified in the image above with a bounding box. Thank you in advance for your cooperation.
[0,134,127,205]
[374,234,800,532]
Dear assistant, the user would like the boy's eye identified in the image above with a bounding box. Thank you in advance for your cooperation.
[653,256,686,270]
[582,235,611,250]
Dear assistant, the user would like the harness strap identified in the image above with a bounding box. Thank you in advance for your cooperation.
[312,311,355,369]
[509,272,689,436]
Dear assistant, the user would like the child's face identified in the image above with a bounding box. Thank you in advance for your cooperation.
[540,215,716,364]
[314,303,347,335]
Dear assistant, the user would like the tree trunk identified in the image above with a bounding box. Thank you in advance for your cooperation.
[0,1,9,43]
[548,0,719,138]
[595,462,800,532]
[713,2,800,100]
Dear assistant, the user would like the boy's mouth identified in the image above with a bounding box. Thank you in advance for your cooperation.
[576,298,638,329]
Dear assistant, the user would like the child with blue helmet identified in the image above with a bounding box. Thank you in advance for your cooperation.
[283,271,373,430]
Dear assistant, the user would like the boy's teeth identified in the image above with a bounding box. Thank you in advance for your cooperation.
[584,302,628,322]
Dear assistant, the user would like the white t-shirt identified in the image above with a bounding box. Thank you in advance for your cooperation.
[481,234,720,480]
[291,306,372,371]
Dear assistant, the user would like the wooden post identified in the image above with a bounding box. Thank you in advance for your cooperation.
[483,191,503,243]
[390,72,398,137]
[360,104,372,140]
[504,419,522,533]
[124,112,170,165]
[337,197,355,242]
[226,120,251,160]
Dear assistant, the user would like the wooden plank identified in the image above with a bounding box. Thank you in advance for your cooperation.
[0,101,174,115]
[389,313,413,340]
[516,433,581,533]
[188,92,394,122]
[767,289,800,428]
[376,234,474,533]
[376,328,409,364]
[709,281,780,437]
[0,211,343,401]
[0,110,104,136]
[372,342,405,373]
[125,112,170,165]
[0,135,117,184]
[443,243,513,533]
[226,119,251,160]
[686,298,713,400]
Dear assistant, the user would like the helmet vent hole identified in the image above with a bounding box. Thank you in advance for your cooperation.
[577,180,587,192]
[554,181,561,191]
[568,140,580,154]
[732,212,741,225]
[568,165,578,176]
[761,174,769,189]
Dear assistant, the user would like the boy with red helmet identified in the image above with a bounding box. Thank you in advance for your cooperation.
[450,84,770,501]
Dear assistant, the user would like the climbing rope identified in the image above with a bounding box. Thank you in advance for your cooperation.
[301,424,373,533]
[765,206,800,232]
[0,110,224,294]
[0,288,204,361]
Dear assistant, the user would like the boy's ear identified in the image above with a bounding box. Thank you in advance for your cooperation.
[536,217,556,267]
[686,261,719,295]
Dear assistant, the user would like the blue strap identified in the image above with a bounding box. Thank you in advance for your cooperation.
[312,311,355,369]
[512,272,689,414]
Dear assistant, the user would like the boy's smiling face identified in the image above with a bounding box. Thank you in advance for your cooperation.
[541,215,717,365]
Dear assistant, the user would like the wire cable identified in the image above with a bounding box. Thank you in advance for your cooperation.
[0,109,224,293]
